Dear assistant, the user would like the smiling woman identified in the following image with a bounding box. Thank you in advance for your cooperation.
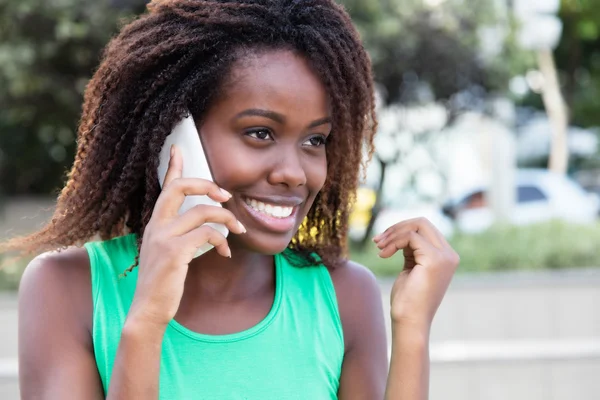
[2,1,459,399]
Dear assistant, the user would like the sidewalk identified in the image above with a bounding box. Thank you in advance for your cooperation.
[0,294,18,399]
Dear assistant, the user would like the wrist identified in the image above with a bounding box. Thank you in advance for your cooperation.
[390,330,429,361]
[125,306,170,337]
[391,319,431,346]
[122,315,168,345]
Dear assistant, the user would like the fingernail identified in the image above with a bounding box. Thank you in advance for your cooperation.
[238,221,246,233]
[170,144,175,157]
[220,188,232,198]
[225,248,232,258]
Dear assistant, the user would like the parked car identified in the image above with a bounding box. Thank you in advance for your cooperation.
[442,169,600,234]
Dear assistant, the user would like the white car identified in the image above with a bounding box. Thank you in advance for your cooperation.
[442,169,600,234]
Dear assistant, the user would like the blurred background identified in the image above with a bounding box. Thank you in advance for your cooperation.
[1,0,600,398]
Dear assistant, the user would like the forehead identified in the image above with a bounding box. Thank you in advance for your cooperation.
[213,50,330,118]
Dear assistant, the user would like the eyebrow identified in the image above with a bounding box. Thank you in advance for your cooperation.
[308,117,332,129]
[233,108,331,129]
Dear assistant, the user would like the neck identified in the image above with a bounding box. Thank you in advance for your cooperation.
[184,239,275,303]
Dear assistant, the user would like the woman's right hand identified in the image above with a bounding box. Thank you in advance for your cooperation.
[127,144,246,329]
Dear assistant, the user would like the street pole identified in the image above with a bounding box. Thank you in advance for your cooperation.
[514,0,566,174]
[537,48,569,175]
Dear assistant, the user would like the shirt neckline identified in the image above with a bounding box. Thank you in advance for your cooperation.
[167,253,284,343]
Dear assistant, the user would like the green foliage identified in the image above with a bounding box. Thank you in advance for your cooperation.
[552,0,600,128]
[0,0,145,195]
[0,255,28,291]
[339,0,531,104]
[352,221,600,276]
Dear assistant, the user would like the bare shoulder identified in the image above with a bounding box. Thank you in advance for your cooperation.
[328,259,385,350]
[327,259,388,397]
[20,246,93,335]
[23,246,91,275]
[21,246,91,296]
[328,259,380,297]
[19,247,106,398]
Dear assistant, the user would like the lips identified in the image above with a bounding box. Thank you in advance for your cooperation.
[244,197,294,218]
[240,195,304,233]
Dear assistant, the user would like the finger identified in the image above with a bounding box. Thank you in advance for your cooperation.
[181,225,231,258]
[378,231,411,258]
[375,223,435,250]
[373,222,408,243]
[378,231,436,261]
[170,205,245,235]
[162,144,182,188]
[155,178,232,219]
[410,217,447,248]
[375,218,445,249]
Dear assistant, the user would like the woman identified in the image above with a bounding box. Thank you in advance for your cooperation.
[6,0,459,398]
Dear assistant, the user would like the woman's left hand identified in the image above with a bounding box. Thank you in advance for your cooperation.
[373,217,460,334]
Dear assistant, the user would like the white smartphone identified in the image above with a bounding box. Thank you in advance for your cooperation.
[157,113,229,258]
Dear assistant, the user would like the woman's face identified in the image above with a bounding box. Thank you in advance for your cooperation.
[198,50,331,255]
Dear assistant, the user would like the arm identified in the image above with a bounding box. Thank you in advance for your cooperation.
[20,146,242,399]
[19,250,104,400]
[385,323,429,400]
[106,144,244,398]
[19,250,169,399]
[375,217,460,400]
[332,262,432,400]
[105,312,166,398]
[331,261,388,400]
[335,218,458,400]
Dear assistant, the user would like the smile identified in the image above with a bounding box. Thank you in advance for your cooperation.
[244,197,294,218]
[241,195,302,234]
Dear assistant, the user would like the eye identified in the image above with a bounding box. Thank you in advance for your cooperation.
[245,128,273,141]
[303,134,328,147]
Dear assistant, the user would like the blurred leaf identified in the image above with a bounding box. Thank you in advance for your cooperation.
[340,0,532,104]
[352,221,600,276]
[577,19,599,41]
[0,0,145,195]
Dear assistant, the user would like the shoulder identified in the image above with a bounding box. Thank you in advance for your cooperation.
[328,259,385,351]
[328,259,380,301]
[19,247,107,398]
[20,246,93,336]
[22,246,91,291]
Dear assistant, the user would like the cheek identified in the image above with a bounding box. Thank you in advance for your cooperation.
[210,151,260,188]
[201,133,258,187]
[305,156,328,192]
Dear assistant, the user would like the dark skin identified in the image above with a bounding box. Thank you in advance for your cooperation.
[19,50,388,399]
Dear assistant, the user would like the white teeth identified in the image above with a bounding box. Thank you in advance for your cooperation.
[245,198,294,218]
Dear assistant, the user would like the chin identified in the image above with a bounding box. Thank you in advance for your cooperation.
[229,231,295,255]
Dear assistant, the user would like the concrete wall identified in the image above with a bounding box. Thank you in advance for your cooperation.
[380,270,600,400]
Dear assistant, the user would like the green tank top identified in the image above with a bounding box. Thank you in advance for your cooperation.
[84,234,344,399]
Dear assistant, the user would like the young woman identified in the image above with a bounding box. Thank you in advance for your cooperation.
[6,0,459,398]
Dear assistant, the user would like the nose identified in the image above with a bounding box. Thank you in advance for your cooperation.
[267,146,307,188]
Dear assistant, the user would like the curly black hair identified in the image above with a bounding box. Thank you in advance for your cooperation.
[2,0,377,269]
